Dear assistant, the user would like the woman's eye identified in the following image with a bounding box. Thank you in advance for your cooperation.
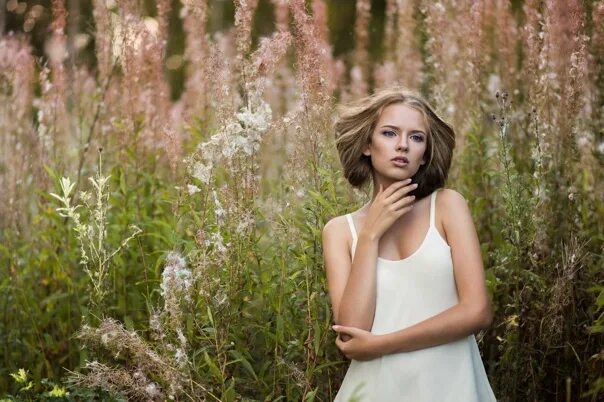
[411,134,425,142]
[383,130,396,137]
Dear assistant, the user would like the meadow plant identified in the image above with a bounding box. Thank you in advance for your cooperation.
[46,0,69,156]
[491,90,536,255]
[180,0,210,122]
[0,34,36,231]
[289,0,330,108]
[49,152,142,313]
[73,317,197,401]
[350,0,371,99]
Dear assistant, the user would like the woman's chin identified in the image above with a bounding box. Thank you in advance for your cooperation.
[379,174,412,183]
[380,168,419,181]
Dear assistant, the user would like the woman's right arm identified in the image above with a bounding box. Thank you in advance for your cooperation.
[323,180,417,333]
[322,219,380,331]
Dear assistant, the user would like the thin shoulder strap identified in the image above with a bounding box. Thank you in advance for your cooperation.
[430,190,437,227]
[345,213,358,257]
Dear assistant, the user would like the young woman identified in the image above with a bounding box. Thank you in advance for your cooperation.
[322,87,497,401]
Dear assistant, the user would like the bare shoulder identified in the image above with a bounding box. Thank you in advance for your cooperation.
[437,188,467,206]
[322,214,354,269]
[322,214,352,246]
[437,188,473,227]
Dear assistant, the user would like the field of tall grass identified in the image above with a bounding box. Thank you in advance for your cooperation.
[0,0,602,401]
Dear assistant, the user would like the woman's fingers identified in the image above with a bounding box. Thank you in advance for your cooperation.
[392,195,416,211]
[335,336,351,359]
[395,204,414,215]
[385,181,417,203]
[382,179,411,198]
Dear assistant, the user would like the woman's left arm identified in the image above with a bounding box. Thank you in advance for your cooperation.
[333,189,494,359]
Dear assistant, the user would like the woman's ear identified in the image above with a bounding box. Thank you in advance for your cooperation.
[362,145,371,157]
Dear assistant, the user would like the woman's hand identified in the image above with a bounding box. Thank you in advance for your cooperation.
[333,325,384,361]
[361,179,418,240]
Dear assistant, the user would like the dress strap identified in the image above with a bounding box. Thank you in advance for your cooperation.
[430,190,437,228]
[345,214,358,257]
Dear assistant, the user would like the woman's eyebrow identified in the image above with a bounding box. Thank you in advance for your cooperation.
[380,124,400,130]
[380,124,426,134]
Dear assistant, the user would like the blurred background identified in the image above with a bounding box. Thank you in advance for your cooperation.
[0,1,602,401]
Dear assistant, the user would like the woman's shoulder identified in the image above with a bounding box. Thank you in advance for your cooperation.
[323,205,369,238]
[436,187,466,203]
[322,213,356,254]
[322,213,351,237]
[436,188,471,222]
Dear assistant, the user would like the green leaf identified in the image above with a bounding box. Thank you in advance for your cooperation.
[119,169,127,195]
[207,305,214,327]
[204,351,223,382]
[222,377,236,402]
[43,164,60,183]
[304,388,317,402]
[228,349,258,381]
[9,369,28,384]
[313,360,345,372]
[313,321,321,356]
[276,314,284,344]
[40,292,69,310]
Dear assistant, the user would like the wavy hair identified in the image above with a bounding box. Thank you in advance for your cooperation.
[334,87,455,199]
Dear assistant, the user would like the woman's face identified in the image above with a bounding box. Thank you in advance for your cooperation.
[362,103,428,182]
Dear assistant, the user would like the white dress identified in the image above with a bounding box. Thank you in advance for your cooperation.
[334,190,497,402]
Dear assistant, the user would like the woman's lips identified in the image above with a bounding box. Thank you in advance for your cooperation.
[392,159,408,167]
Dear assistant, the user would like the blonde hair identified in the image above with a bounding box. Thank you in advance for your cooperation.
[334,87,455,199]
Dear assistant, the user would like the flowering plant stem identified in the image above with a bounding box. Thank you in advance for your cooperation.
[50,150,141,318]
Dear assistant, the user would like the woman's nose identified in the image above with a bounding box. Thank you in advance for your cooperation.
[396,135,409,151]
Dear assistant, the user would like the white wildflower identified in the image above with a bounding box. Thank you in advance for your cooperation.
[149,311,164,339]
[350,65,363,81]
[187,184,201,195]
[143,17,159,37]
[191,161,212,184]
[145,382,161,398]
[205,232,228,256]
[487,74,501,96]
[160,252,192,302]
[79,191,91,203]
[179,5,188,18]
[236,102,271,133]
[212,190,226,225]
[434,2,446,13]
[174,348,187,365]
[214,289,228,306]
[576,135,590,153]
[176,328,187,346]
[236,211,255,234]
[133,369,144,380]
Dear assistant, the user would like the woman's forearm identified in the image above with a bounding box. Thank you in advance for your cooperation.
[337,231,380,331]
[376,302,491,355]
